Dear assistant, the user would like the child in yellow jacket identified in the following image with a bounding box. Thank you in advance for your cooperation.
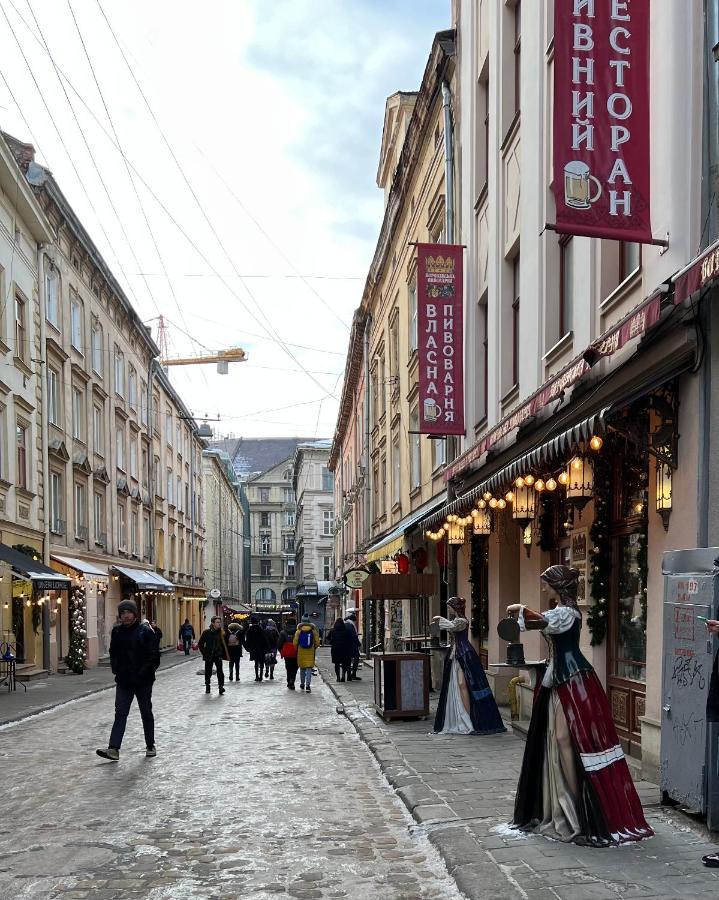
[294,615,320,692]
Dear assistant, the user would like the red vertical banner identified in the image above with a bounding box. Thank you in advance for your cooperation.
[417,243,465,436]
[553,0,652,243]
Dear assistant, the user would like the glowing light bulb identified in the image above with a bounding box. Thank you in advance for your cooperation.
[524,475,535,486]
[483,492,493,502]
[478,499,487,509]
[558,471,569,486]
[535,479,545,492]
[546,478,557,492]
[505,491,515,503]
[515,476,525,489]
[489,498,498,509]
[589,435,604,451]
[572,457,584,471]
[497,499,507,510]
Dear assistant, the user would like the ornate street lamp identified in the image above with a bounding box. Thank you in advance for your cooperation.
[512,484,536,524]
[566,455,594,511]
[472,507,492,536]
[656,462,672,531]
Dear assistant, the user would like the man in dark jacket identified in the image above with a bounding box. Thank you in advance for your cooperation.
[179,618,195,654]
[198,616,229,695]
[96,598,161,762]
[244,615,268,682]
[345,610,362,680]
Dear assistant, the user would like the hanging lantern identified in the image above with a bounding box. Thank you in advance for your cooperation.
[512,484,536,524]
[472,507,492,536]
[396,552,410,574]
[546,477,558,492]
[515,476,525,488]
[524,474,535,486]
[489,497,498,509]
[558,470,569,486]
[497,498,507,510]
[447,520,466,545]
[566,455,594,510]
[534,479,546,493]
[589,435,604,452]
[656,462,672,531]
[478,499,487,510]
[505,491,515,503]
[522,523,533,557]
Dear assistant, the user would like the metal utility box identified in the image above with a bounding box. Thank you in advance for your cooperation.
[372,652,430,722]
[661,548,719,829]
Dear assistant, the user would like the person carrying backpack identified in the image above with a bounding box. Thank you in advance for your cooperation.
[179,618,195,655]
[293,615,320,693]
[278,618,299,689]
[226,621,243,681]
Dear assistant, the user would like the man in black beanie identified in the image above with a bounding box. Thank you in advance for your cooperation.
[96,597,161,761]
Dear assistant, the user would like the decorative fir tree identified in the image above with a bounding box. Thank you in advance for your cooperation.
[65,583,87,674]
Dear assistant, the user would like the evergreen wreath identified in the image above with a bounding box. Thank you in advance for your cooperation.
[587,452,612,646]
[65,584,87,674]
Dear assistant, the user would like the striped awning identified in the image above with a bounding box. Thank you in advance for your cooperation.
[365,493,448,561]
[422,409,609,530]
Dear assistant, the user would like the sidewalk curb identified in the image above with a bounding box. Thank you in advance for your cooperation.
[318,662,523,900]
[0,655,196,730]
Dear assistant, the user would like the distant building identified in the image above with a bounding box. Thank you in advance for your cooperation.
[209,437,306,481]
[202,449,245,622]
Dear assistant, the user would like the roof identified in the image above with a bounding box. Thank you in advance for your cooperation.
[208,437,309,480]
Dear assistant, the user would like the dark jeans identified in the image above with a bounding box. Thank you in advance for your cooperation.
[182,636,192,655]
[284,658,298,686]
[229,653,241,679]
[334,662,349,681]
[109,682,154,749]
[204,657,225,688]
[254,660,264,680]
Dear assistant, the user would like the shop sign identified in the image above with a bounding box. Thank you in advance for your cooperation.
[445,293,661,481]
[553,0,652,243]
[674,239,719,306]
[417,243,465,435]
[33,578,69,592]
[344,568,370,589]
[380,559,399,575]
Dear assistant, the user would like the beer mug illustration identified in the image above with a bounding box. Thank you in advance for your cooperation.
[564,160,602,210]
[424,398,441,422]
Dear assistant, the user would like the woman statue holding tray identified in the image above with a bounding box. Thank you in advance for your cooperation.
[432,596,506,735]
[506,565,653,846]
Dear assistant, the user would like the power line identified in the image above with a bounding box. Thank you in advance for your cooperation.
[93,0,339,399]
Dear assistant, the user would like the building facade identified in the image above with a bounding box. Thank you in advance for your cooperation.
[3,132,207,666]
[292,440,335,626]
[202,448,244,618]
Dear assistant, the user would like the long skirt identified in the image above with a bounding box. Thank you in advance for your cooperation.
[434,642,506,736]
[513,670,653,845]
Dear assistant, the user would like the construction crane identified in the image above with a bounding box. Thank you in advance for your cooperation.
[160,347,248,374]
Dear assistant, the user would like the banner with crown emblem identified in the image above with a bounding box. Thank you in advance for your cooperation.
[417,243,465,436]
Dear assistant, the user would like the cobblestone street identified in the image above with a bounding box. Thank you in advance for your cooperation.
[0,659,462,900]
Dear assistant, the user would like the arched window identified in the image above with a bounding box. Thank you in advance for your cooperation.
[255,588,276,602]
[284,468,292,481]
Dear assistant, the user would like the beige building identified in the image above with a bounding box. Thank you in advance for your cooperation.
[202,449,244,617]
[3,132,207,666]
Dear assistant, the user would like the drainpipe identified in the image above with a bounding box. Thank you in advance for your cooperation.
[442,79,458,597]
[37,243,51,672]
[363,313,372,545]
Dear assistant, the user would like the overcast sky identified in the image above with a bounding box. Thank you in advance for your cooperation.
[0,0,449,439]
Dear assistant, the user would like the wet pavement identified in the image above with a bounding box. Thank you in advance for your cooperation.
[0,658,464,899]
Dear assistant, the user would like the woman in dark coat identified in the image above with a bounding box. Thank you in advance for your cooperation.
[330,618,352,682]
[264,619,280,680]
[244,616,268,682]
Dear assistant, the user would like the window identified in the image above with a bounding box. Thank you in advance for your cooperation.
[283,487,293,503]
[45,268,59,328]
[165,408,173,446]
[176,422,181,451]
[94,491,105,543]
[140,379,148,425]
[323,510,334,536]
[514,0,522,114]
[559,237,574,337]
[93,404,104,453]
[154,457,162,497]
[512,255,520,388]
[130,436,138,478]
[14,293,26,361]
[432,436,446,471]
[409,279,418,352]
[128,367,137,411]
[256,587,275,601]
[260,512,270,528]
[477,302,488,423]
[389,313,399,393]
[380,454,387,516]
[323,556,332,581]
[143,512,151,557]
[321,466,333,492]
[131,509,139,556]
[176,475,182,511]
[152,393,160,433]
[286,559,296,579]
[259,487,270,503]
[261,534,271,555]
[70,296,83,350]
[50,471,63,532]
[410,406,421,489]
[72,387,84,440]
[371,369,378,427]
[260,560,271,578]
[378,353,386,416]
[185,482,189,513]
[74,482,86,537]
[114,347,125,397]
[116,426,125,470]
[118,503,126,550]
[16,423,27,490]
[48,368,60,426]
[392,437,401,506]
[167,468,174,505]
[285,509,295,527]
[141,446,149,487]
[620,242,641,281]
[282,534,295,552]
[481,76,490,188]
[91,323,103,375]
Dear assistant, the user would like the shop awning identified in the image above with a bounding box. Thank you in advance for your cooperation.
[673,237,719,306]
[0,543,70,591]
[423,410,609,530]
[51,555,109,587]
[112,565,174,592]
[365,493,447,561]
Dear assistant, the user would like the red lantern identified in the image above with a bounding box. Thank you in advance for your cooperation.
[396,552,410,575]
[413,547,428,573]
[436,539,447,568]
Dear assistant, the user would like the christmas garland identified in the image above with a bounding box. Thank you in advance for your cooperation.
[65,584,87,674]
[587,453,612,646]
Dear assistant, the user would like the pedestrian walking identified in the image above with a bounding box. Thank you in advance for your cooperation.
[294,614,320,693]
[508,565,653,846]
[264,619,280,680]
[179,618,195,655]
[198,616,229,695]
[96,598,160,761]
[330,618,352,682]
[278,618,299,689]
[244,615,269,682]
[226,621,243,681]
[702,617,719,867]
[344,610,362,680]
[150,620,163,649]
